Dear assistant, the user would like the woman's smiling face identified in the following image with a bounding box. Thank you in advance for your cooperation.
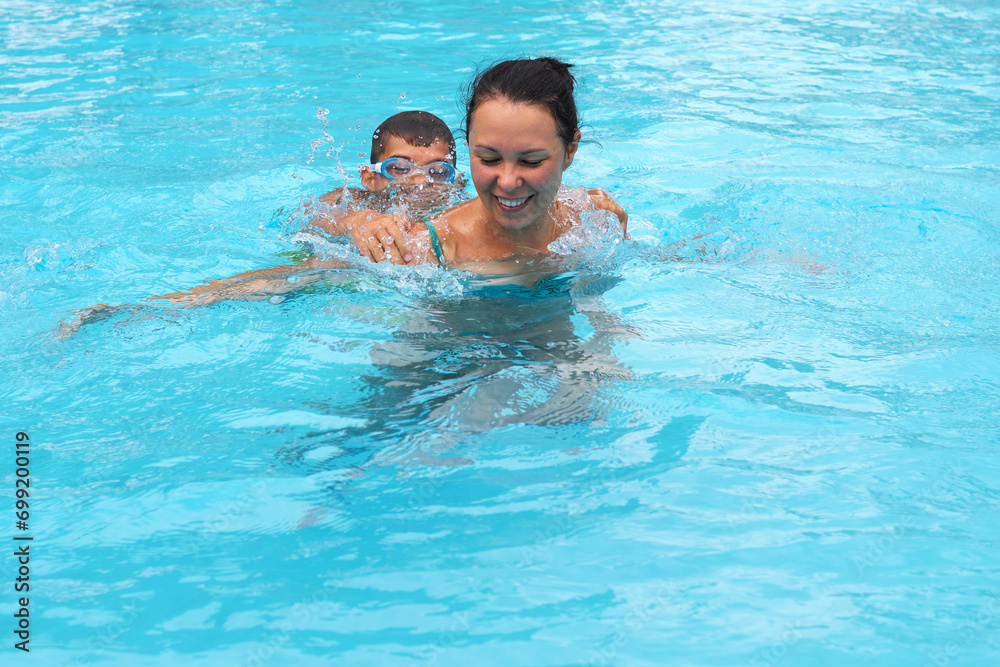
[468,98,579,232]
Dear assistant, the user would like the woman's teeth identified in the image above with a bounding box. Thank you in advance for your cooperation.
[497,196,529,207]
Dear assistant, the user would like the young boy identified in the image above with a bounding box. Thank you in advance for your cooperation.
[307,110,462,265]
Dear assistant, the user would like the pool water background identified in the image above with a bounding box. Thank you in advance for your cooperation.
[2,0,999,665]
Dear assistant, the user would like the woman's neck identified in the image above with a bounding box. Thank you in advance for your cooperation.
[488,208,560,255]
[439,198,565,263]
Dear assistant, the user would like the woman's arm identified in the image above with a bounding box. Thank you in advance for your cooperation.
[150,255,349,307]
[57,255,351,338]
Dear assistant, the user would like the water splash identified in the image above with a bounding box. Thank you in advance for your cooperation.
[547,186,625,262]
[303,107,344,178]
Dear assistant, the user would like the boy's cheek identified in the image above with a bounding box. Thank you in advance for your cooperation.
[360,170,386,191]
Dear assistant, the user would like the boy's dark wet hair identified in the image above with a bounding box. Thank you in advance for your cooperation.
[463,57,579,147]
[370,110,456,164]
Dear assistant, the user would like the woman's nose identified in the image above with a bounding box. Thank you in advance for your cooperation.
[497,164,521,191]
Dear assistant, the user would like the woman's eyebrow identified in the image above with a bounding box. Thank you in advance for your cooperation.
[472,145,550,156]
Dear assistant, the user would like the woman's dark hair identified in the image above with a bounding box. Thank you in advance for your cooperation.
[370,110,456,164]
[463,57,579,147]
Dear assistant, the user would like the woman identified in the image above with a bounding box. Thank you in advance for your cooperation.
[411,57,627,266]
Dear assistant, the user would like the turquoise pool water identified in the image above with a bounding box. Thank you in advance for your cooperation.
[3,0,999,665]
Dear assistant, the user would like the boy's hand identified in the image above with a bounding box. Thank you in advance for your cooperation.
[588,189,628,233]
[340,210,417,264]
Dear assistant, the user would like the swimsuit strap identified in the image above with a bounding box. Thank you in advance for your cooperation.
[421,218,445,266]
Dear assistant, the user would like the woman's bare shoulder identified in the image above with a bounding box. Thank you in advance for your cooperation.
[431,198,483,239]
[433,197,479,222]
[426,198,487,262]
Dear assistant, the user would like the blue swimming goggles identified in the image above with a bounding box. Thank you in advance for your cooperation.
[365,157,457,183]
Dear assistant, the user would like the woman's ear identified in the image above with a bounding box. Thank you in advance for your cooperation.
[563,129,582,168]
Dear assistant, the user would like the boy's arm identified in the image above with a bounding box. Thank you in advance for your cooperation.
[587,188,628,234]
[307,189,417,265]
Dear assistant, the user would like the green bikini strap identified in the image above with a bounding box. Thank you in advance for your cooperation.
[421,218,445,266]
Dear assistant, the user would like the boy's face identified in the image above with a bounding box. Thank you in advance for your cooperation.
[361,136,455,191]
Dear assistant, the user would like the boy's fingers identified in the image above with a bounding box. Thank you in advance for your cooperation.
[348,214,417,264]
[375,228,406,265]
[590,189,628,227]
[350,226,382,263]
[365,216,413,264]
[385,221,416,264]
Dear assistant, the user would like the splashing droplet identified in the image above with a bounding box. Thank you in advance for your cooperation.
[399,92,406,99]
